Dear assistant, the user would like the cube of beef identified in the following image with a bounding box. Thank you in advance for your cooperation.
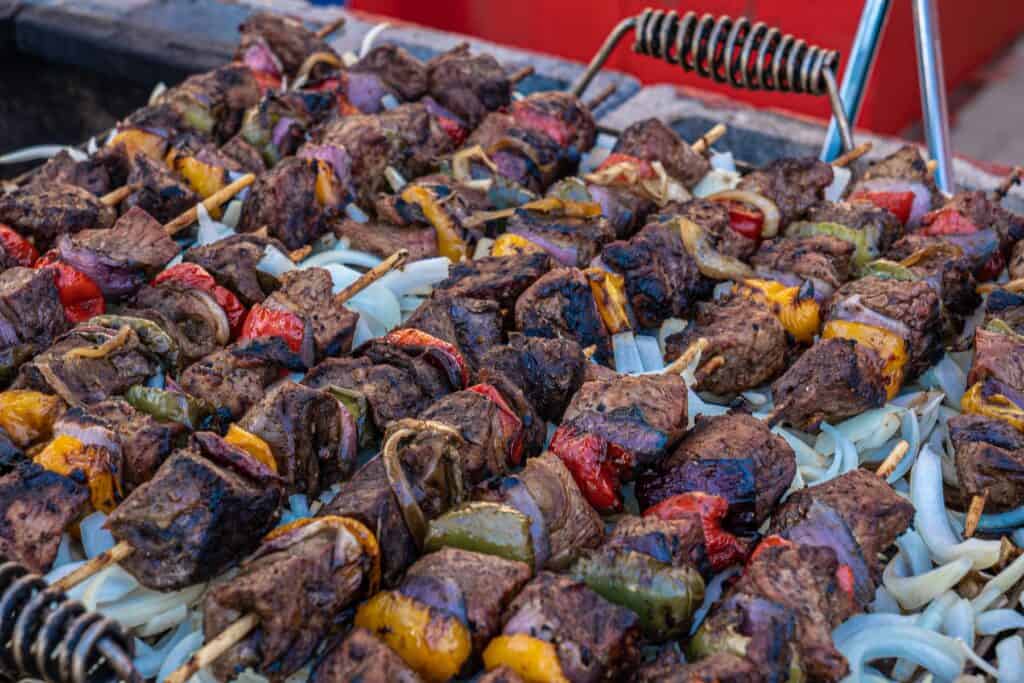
[770,338,887,431]
[239,157,324,250]
[613,118,710,188]
[127,282,231,366]
[751,235,856,293]
[514,268,611,366]
[351,44,428,102]
[28,150,111,196]
[968,327,1024,392]
[949,413,1024,510]
[404,295,503,371]
[662,198,757,260]
[0,183,115,249]
[507,209,615,269]
[184,233,287,306]
[605,514,709,577]
[427,45,511,128]
[886,234,981,324]
[262,267,358,363]
[437,253,552,312]
[0,267,69,380]
[805,200,904,253]
[510,91,596,153]
[636,651,765,683]
[466,113,570,194]
[311,628,422,683]
[154,64,260,142]
[738,158,833,228]
[332,219,438,263]
[984,287,1024,334]
[120,153,199,224]
[235,12,335,79]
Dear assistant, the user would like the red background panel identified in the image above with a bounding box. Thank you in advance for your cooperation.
[350,0,1024,135]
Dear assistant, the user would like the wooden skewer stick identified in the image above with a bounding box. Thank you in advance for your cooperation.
[694,355,725,383]
[831,142,873,168]
[314,16,346,40]
[54,540,134,592]
[289,245,313,263]
[762,399,790,428]
[691,124,727,155]
[508,66,534,85]
[926,159,938,176]
[978,277,1024,295]
[99,183,140,207]
[875,440,910,480]
[582,345,597,360]
[993,166,1024,201]
[164,173,256,236]
[334,249,408,305]
[662,337,709,375]
[165,613,260,683]
[964,490,988,538]
[585,83,617,111]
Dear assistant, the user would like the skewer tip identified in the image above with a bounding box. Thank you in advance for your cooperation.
[831,141,873,168]
[691,124,727,155]
[508,66,534,85]
[314,16,346,40]
[964,491,988,538]
[875,439,909,480]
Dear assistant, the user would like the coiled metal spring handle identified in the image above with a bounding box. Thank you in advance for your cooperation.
[0,562,140,683]
[571,8,855,154]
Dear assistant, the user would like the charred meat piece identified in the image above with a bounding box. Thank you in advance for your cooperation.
[0,183,116,249]
[770,338,887,431]
[601,219,713,329]
[939,190,1024,250]
[477,452,604,570]
[15,322,160,405]
[751,235,856,294]
[426,44,511,128]
[950,413,1024,511]
[404,295,503,371]
[28,150,111,196]
[107,432,281,589]
[636,651,766,683]
[167,130,258,174]
[604,513,709,577]
[665,296,788,397]
[204,516,374,681]
[121,153,199,225]
[863,145,935,186]
[262,267,358,363]
[437,253,551,311]
[738,158,833,228]
[506,209,615,268]
[351,44,429,102]
[637,413,796,530]
[154,64,261,142]
[0,463,89,573]
[885,235,981,325]
[515,267,611,365]
[969,327,1024,391]
[180,337,306,420]
[1011,240,1024,280]
[984,287,1024,334]
[0,267,69,379]
[239,381,353,496]
[770,468,913,576]
[467,112,572,194]
[57,206,178,300]
[827,275,944,379]
[239,157,324,250]
[613,118,710,187]
[805,200,904,253]
[477,334,586,422]
[579,182,657,239]
[332,219,438,262]
[662,198,758,261]
[236,12,335,79]
[127,282,230,366]
[220,135,267,174]
[241,90,336,165]
[489,572,639,683]
[184,233,285,306]
[311,628,422,683]
[561,373,688,468]
[510,92,596,154]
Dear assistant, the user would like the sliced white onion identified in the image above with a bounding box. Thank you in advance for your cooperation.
[345,203,370,223]
[977,609,1024,635]
[103,583,206,630]
[837,626,965,682]
[972,553,1024,614]
[257,245,296,276]
[195,204,235,246]
[303,248,382,270]
[635,335,664,373]
[869,586,902,614]
[814,407,901,455]
[689,566,740,635]
[692,169,741,198]
[0,145,86,164]
[941,597,975,649]
[80,512,115,558]
[359,22,390,58]
[86,137,99,156]
[148,82,167,105]
[998,636,1024,683]
[884,551,971,611]
[709,152,736,173]
[352,316,374,348]
[816,423,857,482]
[473,238,495,259]
[399,296,424,313]
[886,407,921,484]
[919,354,966,408]
[136,603,190,638]
[380,94,400,110]
[384,166,407,192]
[157,630,204,683]
[911,444,1002,569]
[896,529,932,576]
[824,165,852,203]
[657,318,687,356]
[774,427,825,468]
[134,621,193,679]
[612,331,644,375]
[375,257,451,298]
[53,534,75,569]
[833,613,915,646]
[82,566,139,609]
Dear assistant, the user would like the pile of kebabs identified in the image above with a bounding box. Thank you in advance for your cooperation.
[1,10,1024,683]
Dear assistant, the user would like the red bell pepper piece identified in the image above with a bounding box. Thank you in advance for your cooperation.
[645,492,748,571]
[549,425,624,512]
[34,251,105,323]
[306,77,361,116]
[435,114,468,147]
[596,153,656,181]
[0,224,39,267]
[835,564,856,599]
[252,70,283,94]
[468,383,524,466]
[919,207,979,236]
[154,263,247,336]
[723,200,765,241]
[239,304,306,353]
[849,190,916,225]
[978,249,1006,282]
[383,328,470,389]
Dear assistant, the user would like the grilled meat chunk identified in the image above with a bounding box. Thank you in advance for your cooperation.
[467,111,573,194]
[0,463,89,573]
[121,153,199,224]
[477,452,604,570]
[28,150,111,196]
[950,413,1024,510]
[477,334,586,422]
[184,233,286,306]
[239,157,324,250]
[0,183,116,249]
[438,253,551,311]
[332,219,438,262]
[1012,240,1024,280]
[770,338,887,431]
[262,267,358,363]
[107,432,281,589]
[636,651,765,683]
[515,267,611,365]
[239,381,353,496]
[827,275,944,379]
[510,91,597,154]
[492,572,640,683]
[665,296,788,396]
[312,628,422,683]
[613,118,711,187]
[662,198,758,261]
[57,206,178,299]
[427,45,511,128]
[885,235,981,324]
[637,413,796,530]
[128,282,230,366]
[180,337,306,420]
[561,373,688,468]
[738,158,833,228]
[506,209,615,268]
[404,295,503,371]
[153,64,261,142]
[351,44,429,102]
[751,235,856,293]
[236,12,335,79]
[984,287,1024,334]
[969,327,1024,391]
[805,200,904,253]
[940,190,1024,250]
[0,267,69,380]
[863,145,935,186]
[601,219,713,329]
[579,183,657,239]
[605,513,709,578]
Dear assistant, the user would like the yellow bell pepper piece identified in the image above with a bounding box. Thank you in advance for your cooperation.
[822,320,907,399]
[492,234,546,258]
[34,435,121,513]
[264,515,381,593]
[355,591,472,682]
[401,186,467,262]
[224,424,278,473]
[108,129,167,161]
[738,279,821,344]
[167,154,228,200]
[521,197,603,219]
[586,268,631,335]
[314,159,344,208]
[0,390,63,447]
[482,634,570,683]
[961,382,1024,432]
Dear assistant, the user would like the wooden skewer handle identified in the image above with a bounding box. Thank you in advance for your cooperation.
[314,16,346,40]
[53,541,134,592]
[691,124,727,155]
[334,249,409,305]
[875,440,909,480]
[164,173,256,235]
[99,184,140,207]
[165,613,260,683]
[508,66,534,85]
[831,141,873,168]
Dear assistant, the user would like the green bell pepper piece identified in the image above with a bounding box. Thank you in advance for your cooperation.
[125,385,216,430]
[786,221,880,269]
[424,501,535,567]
